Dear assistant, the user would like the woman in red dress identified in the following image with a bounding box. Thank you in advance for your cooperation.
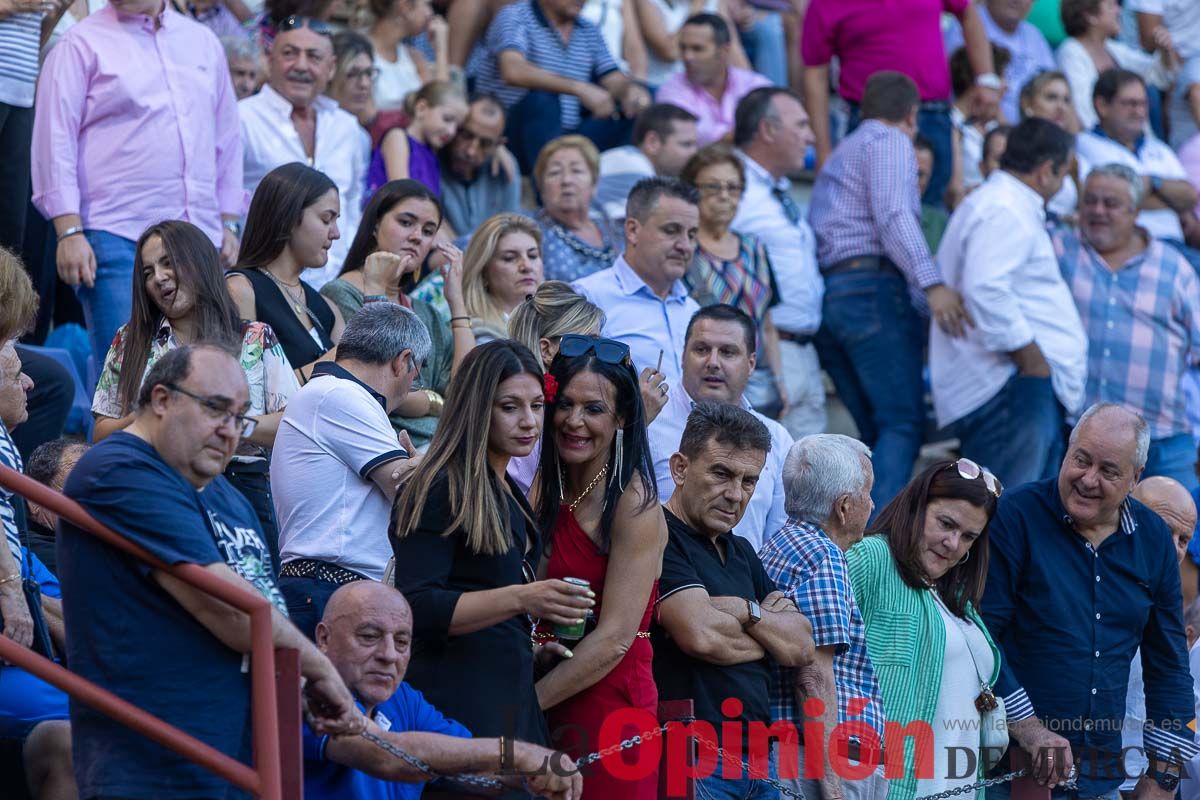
[533,335,668,799]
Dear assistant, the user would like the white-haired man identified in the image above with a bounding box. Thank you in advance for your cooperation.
[759,434,886,800]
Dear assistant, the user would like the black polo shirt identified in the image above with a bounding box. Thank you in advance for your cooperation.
[652,508,777,745]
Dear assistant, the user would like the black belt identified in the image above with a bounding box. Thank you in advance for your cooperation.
[279,558,369,586]
[823,255,901,277]
[776,330,814,346]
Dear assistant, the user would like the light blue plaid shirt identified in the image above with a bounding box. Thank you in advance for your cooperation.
[1054,228,1200,439]
[760,520,884,740]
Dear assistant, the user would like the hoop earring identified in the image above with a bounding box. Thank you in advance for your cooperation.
[958,549,971,566]
[610,429,624,491]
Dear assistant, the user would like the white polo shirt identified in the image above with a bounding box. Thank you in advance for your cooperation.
[648,385,793,551]
[1076,128,1188,241]
[271,362,406,580]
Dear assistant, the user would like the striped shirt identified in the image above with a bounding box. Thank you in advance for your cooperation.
[0,12,43,107]
[470,0,620,130]
[1054,228,1200,439]
[760,520,885,741]
[808,119,941,291]
[0,421,23,562]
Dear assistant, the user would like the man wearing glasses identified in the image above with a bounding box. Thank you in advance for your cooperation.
[438,94,522,238]
[58,343,363,800]
[239,15,370,286]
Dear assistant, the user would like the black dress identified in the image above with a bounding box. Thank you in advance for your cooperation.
[227,267,334,369]
[390,471,548,745]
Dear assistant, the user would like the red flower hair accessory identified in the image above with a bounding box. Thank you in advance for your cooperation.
[543,373,559,404]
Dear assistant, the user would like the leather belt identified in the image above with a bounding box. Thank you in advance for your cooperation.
[279,558,369,586]
[823,255,901,277]
[837,737,885,765]
[776,330,815,346]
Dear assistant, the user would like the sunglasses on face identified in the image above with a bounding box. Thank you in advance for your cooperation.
[557,334,631,366]
[279,15,332,36]
[952,457,1003,498]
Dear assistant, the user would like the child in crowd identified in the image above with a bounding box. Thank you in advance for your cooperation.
[369,80,467,199]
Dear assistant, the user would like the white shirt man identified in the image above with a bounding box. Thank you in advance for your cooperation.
[932,118,1087,487]
[594,104,698,222]
[730,87,827,439]
[239,23,369,285]
[648,306,792,550]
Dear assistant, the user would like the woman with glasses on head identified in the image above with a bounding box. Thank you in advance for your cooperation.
[93,220,299,569]
[532,334,667,798]
[680,143,787,417]
[321,180,471,450]
[846,459,1003,800]
[390,340,594,745]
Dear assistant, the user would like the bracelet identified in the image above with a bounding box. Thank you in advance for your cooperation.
[363,294,389,304]
[450,315,471,322]
[975,72,1002,91]
[0,572,21,587]
[423,389,444,416]
[57,226,84,242]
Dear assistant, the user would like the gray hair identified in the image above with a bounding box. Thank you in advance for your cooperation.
[1086,162,1143,208]
[782,434,873,524]
[221,35,262,64]
[336,302,432,367]
[1070,402,1151,471]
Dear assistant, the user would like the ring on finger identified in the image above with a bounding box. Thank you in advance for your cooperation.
[659,383,669,395]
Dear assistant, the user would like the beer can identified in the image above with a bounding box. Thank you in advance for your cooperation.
[553,577,591,641]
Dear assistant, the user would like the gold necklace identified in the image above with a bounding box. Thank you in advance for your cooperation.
[265,270,307,316]
[564,465,608,512]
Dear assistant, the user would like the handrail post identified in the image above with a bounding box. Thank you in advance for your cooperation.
[275,647,303,800]
[251,605,284,800]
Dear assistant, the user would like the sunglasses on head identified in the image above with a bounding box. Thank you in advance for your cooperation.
[952,458,1003,498]
[558,334,631,366]
[279,15,332,35]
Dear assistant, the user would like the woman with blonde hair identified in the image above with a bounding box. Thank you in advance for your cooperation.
[534,135,623,282]
[461,214,546,343]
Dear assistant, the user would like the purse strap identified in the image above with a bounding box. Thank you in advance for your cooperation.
[932,588,993,690]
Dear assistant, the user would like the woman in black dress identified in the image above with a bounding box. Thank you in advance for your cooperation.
[227,163,347,381]
[390,340,594,743]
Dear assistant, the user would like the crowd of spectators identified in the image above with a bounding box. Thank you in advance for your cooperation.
[7,0,1200,797]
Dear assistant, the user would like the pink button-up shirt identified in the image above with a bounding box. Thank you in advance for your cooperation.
[655,66,772,147]
[801,0,969,103]
[32,4,246,245]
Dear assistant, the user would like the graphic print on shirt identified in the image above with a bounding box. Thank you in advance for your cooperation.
[206,508,287,612]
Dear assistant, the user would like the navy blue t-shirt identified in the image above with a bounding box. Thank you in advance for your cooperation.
[59,432,285,799]
[303,681,471,800]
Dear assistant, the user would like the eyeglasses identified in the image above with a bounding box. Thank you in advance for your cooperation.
[951,458,1003,498]
[279,15,332,35]
[558,334,631,366]
[165,383,258,437]
[696,181,744,197]
[345,66,381,83]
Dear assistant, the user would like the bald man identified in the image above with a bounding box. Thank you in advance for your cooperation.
[304,581,583,800]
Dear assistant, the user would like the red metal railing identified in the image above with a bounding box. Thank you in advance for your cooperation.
[0,464,302,799]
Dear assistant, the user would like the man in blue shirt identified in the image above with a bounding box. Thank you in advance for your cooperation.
[983,403,1199,800]
[304,580,582,799]
[59,345,363,799]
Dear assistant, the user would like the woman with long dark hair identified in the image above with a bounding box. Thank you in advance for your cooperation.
[227,163,347,381]
[847,459,1002,800]
[93,220,299,567]
[533,335,666,798]
[390,340,594,744]
[321,179,472,449]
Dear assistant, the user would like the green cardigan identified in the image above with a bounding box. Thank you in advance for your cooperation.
[845,536,1001,800]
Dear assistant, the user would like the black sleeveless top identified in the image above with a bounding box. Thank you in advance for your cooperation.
[228,268,335,369]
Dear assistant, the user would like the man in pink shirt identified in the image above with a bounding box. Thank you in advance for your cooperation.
[656,13,772,147]
[31,0,246,368]
[802,0,999,207]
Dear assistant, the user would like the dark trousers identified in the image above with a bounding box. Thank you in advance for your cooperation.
[955,373,1064,490]
[279,575,345,641]
[11,346,72,463]
[814,268,925,511]
[0,102,33,254]
[506,90,634,174]
[223,468,280,579]
[847,102,952,208]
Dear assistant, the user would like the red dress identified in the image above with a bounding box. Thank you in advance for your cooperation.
[541,507,660,799]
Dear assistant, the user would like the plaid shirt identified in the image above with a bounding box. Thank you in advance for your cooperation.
[1054,228,1200,439]
[760,520,885,740]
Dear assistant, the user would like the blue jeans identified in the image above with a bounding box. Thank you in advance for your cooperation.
[695,747,780,800]
[846,106,952,207]
[814,268,925,510]
[955,372,1064,491]
[986,783,1120,800]
[279,575,346,641]
[738,13,787,86]
[1143,433,1199,490]
[76,230,136,375]
[506,90,635,175]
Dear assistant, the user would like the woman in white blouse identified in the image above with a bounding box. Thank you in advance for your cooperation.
[1056,0,1176,131]
[365,0,449,111]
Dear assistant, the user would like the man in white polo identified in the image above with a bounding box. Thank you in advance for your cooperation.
[270,301,428,637]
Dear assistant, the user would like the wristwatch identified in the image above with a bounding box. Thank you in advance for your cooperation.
[975,73,1003,91]
[744,600,762,629]
[1150,175,1165,196]
[1149,767,1181,792]
[223,219,242,237]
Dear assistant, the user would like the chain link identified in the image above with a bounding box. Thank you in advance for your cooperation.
[359,729,508,791]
